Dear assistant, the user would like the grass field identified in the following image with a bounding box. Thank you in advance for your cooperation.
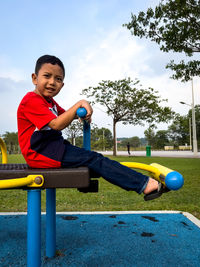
[0,154,200,219]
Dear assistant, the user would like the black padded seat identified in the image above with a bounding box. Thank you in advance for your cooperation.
[0,164,90,189]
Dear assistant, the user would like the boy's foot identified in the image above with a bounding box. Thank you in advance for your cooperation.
[143,178,170,201]
[143,178,158,194]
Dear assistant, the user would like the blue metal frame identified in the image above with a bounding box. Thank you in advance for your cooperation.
[26,107,91,266]
[46,188,56,257]
[27,189,41,267]
[83,121,91,150]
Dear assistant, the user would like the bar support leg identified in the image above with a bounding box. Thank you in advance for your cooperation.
[27,189,41,267]
[83,121,91,150]
[46,188,56,258]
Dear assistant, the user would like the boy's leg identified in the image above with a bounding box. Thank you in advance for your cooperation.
[61,143,149,194]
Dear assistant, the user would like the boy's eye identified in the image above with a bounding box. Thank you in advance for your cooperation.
[56,77,63,82]
[44,74,50,78]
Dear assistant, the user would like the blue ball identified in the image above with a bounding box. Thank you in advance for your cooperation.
[165,171,184,190]
[77,107,87,118]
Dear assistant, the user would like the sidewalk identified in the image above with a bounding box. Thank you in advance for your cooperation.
[97,150,200,158]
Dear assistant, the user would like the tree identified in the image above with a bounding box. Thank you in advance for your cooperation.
[144,126,156,147]
[154,130,169,149]
[63,120,83,145]
[124,0,200,81]
[91,127,113,151]
[119,136,141,149]
[167,113,189,146]
[82,77,174,155]
[129,136,141,148]
[63,121,113,150]
[168,104,200,148]
[2,131,19,154]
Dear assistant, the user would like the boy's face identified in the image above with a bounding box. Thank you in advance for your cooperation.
[32,63,64,101]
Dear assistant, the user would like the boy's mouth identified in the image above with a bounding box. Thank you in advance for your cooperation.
[46,87,55,92]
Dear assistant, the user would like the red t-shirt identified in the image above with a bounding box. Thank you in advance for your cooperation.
[17,92,65,168]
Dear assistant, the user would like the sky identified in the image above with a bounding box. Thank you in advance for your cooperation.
[0,0,199,138]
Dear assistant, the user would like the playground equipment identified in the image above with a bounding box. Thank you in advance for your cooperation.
[0,107,184,267]
[0,142,91,267]
[0,137,7,163]
[121,162,184,191]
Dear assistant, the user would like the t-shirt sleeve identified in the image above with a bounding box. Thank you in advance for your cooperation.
[24,96,57,130]
[53,100,65,115]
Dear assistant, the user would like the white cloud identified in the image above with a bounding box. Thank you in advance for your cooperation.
[55,26,199,137]
[1,25,199,138]
[57,27,151,105]
[0,55,27,82]
[0,77,31,135]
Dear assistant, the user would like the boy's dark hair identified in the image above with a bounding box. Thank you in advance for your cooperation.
[35,55,65,77]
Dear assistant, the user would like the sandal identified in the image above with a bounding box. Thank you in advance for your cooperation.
[144,183,170,201]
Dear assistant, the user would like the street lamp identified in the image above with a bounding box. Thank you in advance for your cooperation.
[189,117,192,151]
[180,79,198,156]
[102,129,105,151]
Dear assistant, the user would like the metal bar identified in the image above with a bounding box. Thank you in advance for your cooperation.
[191,78,198,155]
[46,188,56,258]
[83,121,91,150]
[0,137,8,164]
[0,175,44,189]
[27,189,41,267]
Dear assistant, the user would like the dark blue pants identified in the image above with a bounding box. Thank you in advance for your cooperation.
[61,142,149,194]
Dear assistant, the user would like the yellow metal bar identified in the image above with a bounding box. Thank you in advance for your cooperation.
[150,163,174,177]
[0,175,44,189]
[0,138,8,164]
[120,162,174,185]
[121,162,159,174]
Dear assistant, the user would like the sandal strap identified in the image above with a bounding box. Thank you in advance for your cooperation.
[144,184,170,201]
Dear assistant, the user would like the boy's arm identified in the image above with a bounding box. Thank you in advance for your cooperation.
[48,99,93,131]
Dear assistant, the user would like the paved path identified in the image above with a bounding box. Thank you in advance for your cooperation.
[97,150,200,158]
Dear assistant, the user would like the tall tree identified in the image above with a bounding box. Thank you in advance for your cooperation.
[168,113,190,146]
[82,77,174,155]
[91,127,113,151]
[168,104,200,147]
[154,130,169,149]
[124,0,200,81]
[64,120,83,145]
[144,126,156,147]
[129,136,141,148]
[119,136,141,149]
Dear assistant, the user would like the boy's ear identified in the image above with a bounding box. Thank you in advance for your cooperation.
[32,73,37,85]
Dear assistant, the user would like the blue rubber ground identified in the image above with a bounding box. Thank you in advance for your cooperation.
[0,213,200,266]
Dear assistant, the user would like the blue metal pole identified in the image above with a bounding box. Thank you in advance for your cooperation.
[46,188,56,258]
[83,121,91,150]
[27,189,41,267]
[76,107,91,150]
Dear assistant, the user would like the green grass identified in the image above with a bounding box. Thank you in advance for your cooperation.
[0,154,200,219]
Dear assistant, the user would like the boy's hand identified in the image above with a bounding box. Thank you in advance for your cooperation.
[79,100,93,123]
[48,99,93,131]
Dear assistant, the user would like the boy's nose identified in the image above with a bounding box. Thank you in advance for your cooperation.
[49,77,56,86]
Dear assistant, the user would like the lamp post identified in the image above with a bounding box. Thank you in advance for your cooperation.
[180,79,198,156]
[102,129,105,151]
[189,117,192,150]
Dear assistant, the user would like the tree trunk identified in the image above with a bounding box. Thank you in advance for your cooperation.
[72,134,75,146]
[113,120,117,156]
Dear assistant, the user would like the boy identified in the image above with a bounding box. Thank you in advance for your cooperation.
[17,55,167,200]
